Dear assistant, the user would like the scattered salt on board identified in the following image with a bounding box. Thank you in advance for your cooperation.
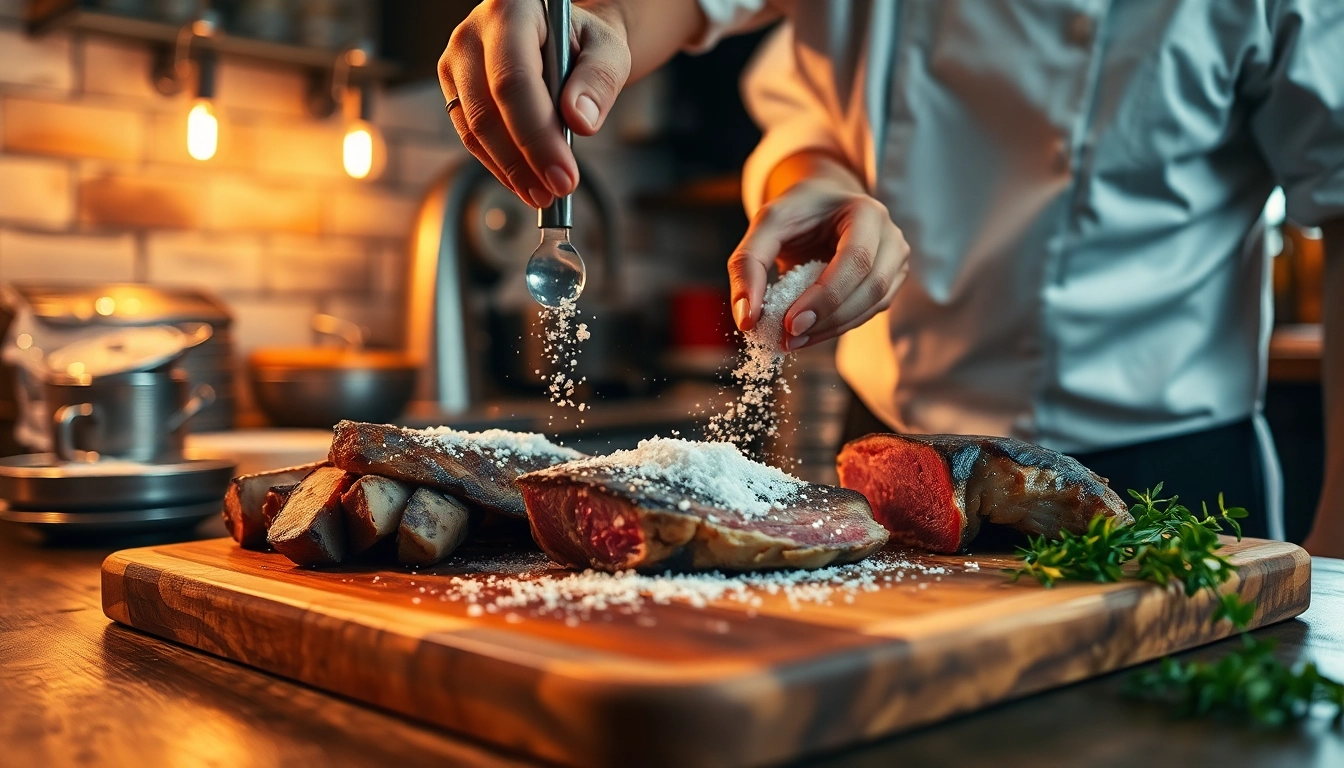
[411,550,977,624]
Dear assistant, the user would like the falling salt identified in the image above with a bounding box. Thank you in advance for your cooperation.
[536,299,590,411]
[707,261,827,450]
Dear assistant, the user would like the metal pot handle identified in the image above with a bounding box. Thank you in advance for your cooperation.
[54,403,98,463]
[166,384,216,433]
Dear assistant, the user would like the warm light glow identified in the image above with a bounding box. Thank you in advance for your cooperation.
[187,99,218,161]
[343,121,376,179]
[94,296,115,316]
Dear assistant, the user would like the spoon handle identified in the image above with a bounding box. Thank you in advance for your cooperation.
[539,0,573,229]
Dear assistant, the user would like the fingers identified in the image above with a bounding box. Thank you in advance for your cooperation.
[562,19,632,135]
[728,203,791,332]
[803,221,908,341]
[782,202,887,341]
[439,1,580,206]
[482,10,582,198]
[800,259,909,347]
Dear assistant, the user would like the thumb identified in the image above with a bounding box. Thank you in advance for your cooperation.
[561,19,631,135]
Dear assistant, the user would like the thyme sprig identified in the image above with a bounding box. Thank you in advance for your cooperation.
[1008,485,1343,725]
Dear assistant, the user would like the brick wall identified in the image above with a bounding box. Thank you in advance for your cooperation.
[0,8,465,365]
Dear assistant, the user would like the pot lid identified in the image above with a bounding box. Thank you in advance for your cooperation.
[45,324,211,382]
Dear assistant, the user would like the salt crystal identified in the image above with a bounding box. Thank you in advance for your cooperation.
[546,437,805,518]
[535,299,591,411]
[703,263,826,449]
[417,426,580,463]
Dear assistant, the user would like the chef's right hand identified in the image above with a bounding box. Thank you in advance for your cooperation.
[730,151,910,350]
[439,0,633,208]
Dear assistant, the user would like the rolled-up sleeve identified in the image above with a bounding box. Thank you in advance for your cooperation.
[738,23,849,216]
[1249,0,1344,227]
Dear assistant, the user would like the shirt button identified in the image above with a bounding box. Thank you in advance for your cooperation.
[1067,13,1095,46]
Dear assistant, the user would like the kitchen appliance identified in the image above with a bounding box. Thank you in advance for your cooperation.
[406,152,624,412]
[0,283,236,457]
[104,536,1307,767]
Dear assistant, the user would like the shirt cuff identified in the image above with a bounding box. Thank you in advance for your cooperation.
[686,0,774,53]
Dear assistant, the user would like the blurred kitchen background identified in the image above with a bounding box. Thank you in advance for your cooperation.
[0,1,1327,540]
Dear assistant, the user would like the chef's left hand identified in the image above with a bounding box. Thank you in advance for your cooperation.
[728,150,910,350]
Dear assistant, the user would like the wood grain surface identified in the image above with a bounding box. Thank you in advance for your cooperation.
[101,537,1311,768]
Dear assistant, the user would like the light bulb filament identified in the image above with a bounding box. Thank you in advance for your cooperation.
[187,99,218,161]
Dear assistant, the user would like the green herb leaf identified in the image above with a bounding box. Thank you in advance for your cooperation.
[1009,487,1343,725]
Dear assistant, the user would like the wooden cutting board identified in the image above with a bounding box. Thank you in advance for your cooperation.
[102,537,1310,768]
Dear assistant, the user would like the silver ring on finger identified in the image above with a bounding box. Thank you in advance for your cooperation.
[445,96,462,115]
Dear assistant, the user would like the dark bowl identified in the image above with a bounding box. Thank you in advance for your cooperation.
[249,348,419,429]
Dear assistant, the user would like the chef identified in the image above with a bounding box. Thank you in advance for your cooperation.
[439,1,1344,556]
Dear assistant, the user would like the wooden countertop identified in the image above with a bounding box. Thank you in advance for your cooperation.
[3,519,1342,767]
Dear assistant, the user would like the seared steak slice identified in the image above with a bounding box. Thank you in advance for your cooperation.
[518,439,888,572]
[268,466,356,565]
[222,461,327,549]
[341,475,413,555]
[329,421,582,517]
[262,483,300,531]
[837,433,1132,553]
[397,488,471,566]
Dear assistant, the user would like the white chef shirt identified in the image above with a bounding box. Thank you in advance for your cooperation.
[692,0,1344,458]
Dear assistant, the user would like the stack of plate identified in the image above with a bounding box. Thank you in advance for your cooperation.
[0,454,235,536]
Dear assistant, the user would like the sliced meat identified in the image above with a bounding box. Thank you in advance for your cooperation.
[261,483,300,531]
[397,488,471,566]
[222,461,327,549]
[268,466,356,565]
[518,440,888,572]
[328,421,582,517]
[341,475,413,555]
[836,432,1132,553]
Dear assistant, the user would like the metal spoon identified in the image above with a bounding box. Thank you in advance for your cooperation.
[525,0,586,308]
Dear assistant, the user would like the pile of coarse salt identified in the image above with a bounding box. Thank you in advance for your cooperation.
[553,436,805,518]
[707,260,827,447]
[536,298,591,414]
[415,425,581,468]
[404,550,976,625]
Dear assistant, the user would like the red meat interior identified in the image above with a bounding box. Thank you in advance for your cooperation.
[572,488,646,569]
[838,439,964,553]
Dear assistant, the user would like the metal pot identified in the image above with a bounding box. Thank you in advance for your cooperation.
[249,347,418,429]
[43,368,214,464]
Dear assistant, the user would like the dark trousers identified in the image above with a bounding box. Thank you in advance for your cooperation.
[841,395,1273,540]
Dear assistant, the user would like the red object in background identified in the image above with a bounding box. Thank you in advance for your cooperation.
[670,287,736,349]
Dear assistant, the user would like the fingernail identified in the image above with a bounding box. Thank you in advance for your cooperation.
[790,310,816,337]
[575,95,600,130]
[545,165,574,196]
[732,297,750,330]
[786,334,809,351]
[528,187,553,207]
